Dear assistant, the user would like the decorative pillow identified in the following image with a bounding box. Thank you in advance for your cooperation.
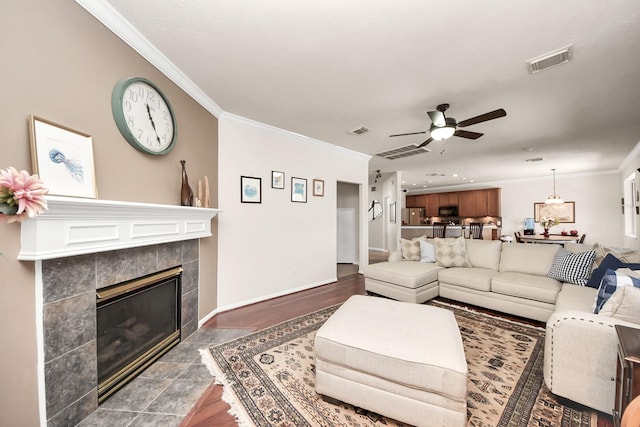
[388,250,403,262]
[593,269,640,314]
[547,247,596,286]
[586,253,640,288]
[592,243,640,267]
[419,240,436,263]
[599,285,640,324]
[433,237,471,268]
[400,235,426,261]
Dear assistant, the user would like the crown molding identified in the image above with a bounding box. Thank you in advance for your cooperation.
[75,0,223,118]
[221,112,372,161]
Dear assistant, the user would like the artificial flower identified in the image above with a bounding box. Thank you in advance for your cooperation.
[539,216,559,229]
[0,167,48,223]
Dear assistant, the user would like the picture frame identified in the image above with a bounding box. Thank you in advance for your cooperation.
[390,201,396,223]
[534,201,575,223]
[29,115,97,199]
[271,171,285,189]
[240,176,262,203]
[291,177,307,203]
[313,179,324,197]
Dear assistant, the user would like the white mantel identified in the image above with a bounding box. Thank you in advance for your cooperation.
[18,196,221,260]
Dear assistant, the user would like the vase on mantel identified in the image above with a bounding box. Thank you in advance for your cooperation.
[543,228,550,237]
[180,160,194,207]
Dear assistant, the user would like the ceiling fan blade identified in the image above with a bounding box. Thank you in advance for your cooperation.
[427,110,446,127]
[389,131,426,137]
[454,130,483,140]
[417,137,433,148]
[457,109,507,127]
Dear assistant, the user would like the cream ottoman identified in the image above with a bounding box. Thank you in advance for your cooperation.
[363,261,443,303]
[315,295,467,427]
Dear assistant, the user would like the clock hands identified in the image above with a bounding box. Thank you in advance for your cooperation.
[145,103,162,146]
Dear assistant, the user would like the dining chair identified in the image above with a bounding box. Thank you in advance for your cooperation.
[578,234,586,244]
[514,231,523,243]
[432,222,447,238]
[468,222,483,239]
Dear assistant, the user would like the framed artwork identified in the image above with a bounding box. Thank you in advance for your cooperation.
[534,201,575,223]
[29,115,97,198]
[241,176,262,203]
[271,171,285,189]
[390,201,396,223]
[313,179,324,196]
[291,177,307,203]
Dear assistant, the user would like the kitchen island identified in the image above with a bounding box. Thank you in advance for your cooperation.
[401,225,499,240]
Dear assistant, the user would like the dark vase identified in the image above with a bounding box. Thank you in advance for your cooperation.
[180,160,194,206]
[543,228,550,237]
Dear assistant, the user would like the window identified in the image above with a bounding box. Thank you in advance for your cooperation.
[624,173,636,237]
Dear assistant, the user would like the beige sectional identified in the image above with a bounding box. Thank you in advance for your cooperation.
[363,238,640,415]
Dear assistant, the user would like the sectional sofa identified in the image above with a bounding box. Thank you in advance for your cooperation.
[363,237,640,415]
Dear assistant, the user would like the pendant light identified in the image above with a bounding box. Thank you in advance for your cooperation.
[545,168,564,204]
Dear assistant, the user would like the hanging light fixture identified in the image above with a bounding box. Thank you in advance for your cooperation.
[545,168,564,204]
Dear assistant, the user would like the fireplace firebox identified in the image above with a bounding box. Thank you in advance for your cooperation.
[96,266,182,403]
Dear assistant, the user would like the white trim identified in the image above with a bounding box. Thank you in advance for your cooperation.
[198,307,220,327]
[35,261,46,427]
[74,0,223,117]
[619,140,640,172]
[221,112,371,161]
[19,196,220,260]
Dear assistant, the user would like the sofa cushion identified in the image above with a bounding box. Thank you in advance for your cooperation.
[594,269,640,314]
[363,261,443,289]
[438,267,498,292]
[419,239,436,263]
[400,235,426,261]
[586,253,640,288]
[547,248,596,286]
[555,283,598,312]
[465,239,502,270]
[499,243,559,276]
[434,237,471,268]
[491,272,561,304]
[563,242,595,253]
[598,285,640,324]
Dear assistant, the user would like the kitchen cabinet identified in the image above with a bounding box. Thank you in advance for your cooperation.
[486,188,501,216]
[458,191,477,217]
[425,194,439,217]
[415,195,427,210]
[438,192,459,207]
[405,195,417,208]
[407,188,501,217]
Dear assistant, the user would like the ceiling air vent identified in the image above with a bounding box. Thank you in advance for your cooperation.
[349,126,369,135]
[525,157,544,162]
[527,46,572,74]
[376,144,431,160]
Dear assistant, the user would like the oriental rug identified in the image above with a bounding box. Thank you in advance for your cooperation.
[202,299,596,427]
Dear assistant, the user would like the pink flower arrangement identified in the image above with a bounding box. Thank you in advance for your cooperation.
[0,167,48,223]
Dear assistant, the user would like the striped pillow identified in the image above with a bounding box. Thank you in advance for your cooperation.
[594,269,640,314]
[547,247,596,286]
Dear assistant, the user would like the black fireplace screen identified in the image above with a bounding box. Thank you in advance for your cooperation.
[96,267,182,403]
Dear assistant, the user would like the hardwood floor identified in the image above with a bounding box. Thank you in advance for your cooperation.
[180,269,614,427]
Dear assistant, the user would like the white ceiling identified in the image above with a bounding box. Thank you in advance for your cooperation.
[99,0,640,190]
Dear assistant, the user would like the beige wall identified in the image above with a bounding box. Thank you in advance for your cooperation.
[0,1,218,424]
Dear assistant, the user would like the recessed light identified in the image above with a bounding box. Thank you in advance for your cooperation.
[470,180,475,183]
[524,147,534,152]
[452,173,458,177]
[462,177,467,180]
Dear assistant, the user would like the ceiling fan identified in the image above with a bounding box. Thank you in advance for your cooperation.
[390,103,507,149]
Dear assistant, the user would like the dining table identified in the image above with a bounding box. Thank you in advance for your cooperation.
[518,234,579,245]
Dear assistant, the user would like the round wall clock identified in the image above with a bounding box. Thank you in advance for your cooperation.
[111,77,177,155]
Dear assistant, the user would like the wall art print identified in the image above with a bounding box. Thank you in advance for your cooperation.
[291,177,307,203]
[241,176,261,203]
[534,201,575,223]
[29,115,97,198]
[313,179,324,197]
[272,171,285,189]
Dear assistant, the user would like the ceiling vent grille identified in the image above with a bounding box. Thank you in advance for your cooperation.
[349,126,369,135]
[527,46,572,74]
[376,144,431,160]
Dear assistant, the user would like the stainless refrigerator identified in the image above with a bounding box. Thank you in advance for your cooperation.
[401,208,426,225]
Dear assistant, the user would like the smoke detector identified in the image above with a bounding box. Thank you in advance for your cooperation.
[526,46,572,74]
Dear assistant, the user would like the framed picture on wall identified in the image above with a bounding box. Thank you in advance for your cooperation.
[313,179,324,196]
[241,176,262,203]
[271,171,285,189]
[29,115,98,199]
[291,177,307,203]
[534,201,575,223]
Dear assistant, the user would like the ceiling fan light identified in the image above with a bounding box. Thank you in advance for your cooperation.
[430,125,455,141]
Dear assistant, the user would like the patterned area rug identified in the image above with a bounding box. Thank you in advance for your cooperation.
[202,299,597,426]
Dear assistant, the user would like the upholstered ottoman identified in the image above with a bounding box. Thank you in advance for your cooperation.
[363,261,444,303]
[314,295,467,427]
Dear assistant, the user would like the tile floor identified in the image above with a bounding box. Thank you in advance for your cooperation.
[78,328,250,427]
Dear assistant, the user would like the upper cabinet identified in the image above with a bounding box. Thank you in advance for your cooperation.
[405,188,501,217]
[438,192,459,207]
[425,193,439,216]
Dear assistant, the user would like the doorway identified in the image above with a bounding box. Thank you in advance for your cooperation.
[337,182,360,278]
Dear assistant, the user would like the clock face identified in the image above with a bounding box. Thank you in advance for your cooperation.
[111,77,177,155]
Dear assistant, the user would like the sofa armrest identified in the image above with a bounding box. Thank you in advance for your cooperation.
[544,310,638,414]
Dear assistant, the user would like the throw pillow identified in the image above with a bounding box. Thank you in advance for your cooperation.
[592,243,640,267]
[400,235,426,261]
[586,253,640,288]
[419,239,436,263]
[433,237,471,268]
[388,250,403,262]
[547,247,596,286]
[593,269,640,314]
[599,285,640,324]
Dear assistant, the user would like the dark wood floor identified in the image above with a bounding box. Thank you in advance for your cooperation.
[180,268,613,427]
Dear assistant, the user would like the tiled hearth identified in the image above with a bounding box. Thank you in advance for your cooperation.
[43,241,200,426]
